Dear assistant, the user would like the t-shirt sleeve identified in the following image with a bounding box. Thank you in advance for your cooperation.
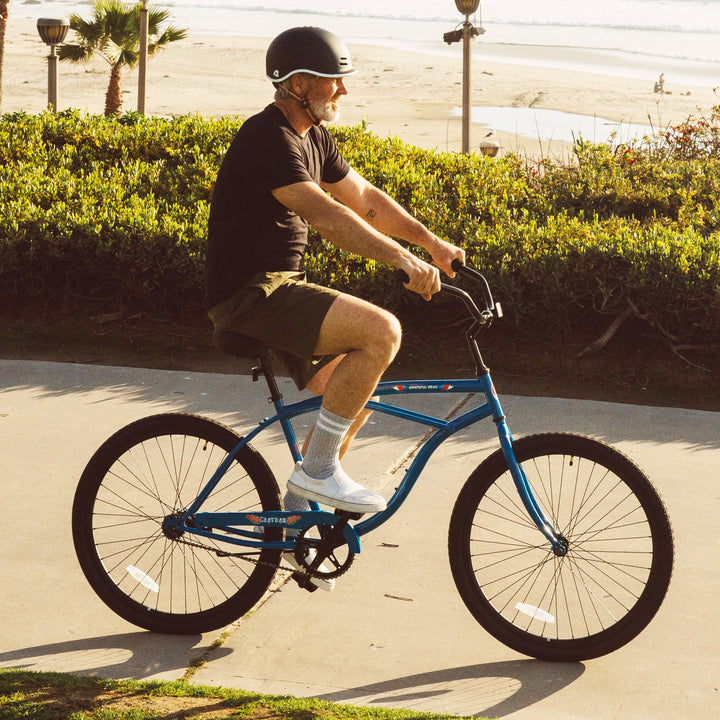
[235,116,350,193]
[318,126,351,185]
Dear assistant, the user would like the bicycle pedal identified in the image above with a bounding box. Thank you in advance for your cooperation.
[334,510,363,521]
[292,572,318,593]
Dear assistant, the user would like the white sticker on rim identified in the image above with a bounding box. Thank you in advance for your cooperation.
[126,565,160,593]
[515,602,555,623]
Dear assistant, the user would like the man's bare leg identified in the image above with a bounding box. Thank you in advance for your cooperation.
[287,294,401,513]
[303,355,376,458]
[312,294,401,417]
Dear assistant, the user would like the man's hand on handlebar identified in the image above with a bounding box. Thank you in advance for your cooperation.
[429,238,465,279]
[396,255,440,301]
[397,237,465,301]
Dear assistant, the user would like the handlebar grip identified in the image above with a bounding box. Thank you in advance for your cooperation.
[398,261,462,283]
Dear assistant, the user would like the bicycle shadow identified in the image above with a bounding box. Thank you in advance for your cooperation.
[0,632,232,682]
[313,660,585,718]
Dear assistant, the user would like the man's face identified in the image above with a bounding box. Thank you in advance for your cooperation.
[306,76,348,123]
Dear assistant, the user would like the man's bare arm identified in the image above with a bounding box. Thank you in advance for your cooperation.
[271,180,440,299]
[323,168,464,276]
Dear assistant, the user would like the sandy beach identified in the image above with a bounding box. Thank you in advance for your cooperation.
[2,18,718,158]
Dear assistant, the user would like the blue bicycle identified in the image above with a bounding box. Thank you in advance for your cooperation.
[72,264,673,661]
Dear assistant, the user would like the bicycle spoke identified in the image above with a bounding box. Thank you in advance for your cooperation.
[77,418,281,627]
[460,439,662,646]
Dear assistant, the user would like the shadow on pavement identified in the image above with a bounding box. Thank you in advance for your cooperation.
[0,632,231,682]
[314,659,585,718]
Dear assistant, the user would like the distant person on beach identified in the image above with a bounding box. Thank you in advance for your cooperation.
[205,27,464,544]
[654,72,665,93]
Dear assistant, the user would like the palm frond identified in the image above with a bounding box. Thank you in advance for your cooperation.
[57,0,187,110]
[57,43,94,63]
[149,25,188,53]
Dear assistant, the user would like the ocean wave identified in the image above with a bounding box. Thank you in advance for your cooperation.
[21,0,718,35]
[488,20,719,35]
[15,0,719,65]
[160,0,718,33]
[162,3,456,25]
[161,2,717,33]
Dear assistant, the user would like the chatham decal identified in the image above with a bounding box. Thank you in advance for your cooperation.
[246,514,302,525]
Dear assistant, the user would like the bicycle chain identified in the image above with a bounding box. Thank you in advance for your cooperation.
[173,518,356,579]
[172,535,310,575]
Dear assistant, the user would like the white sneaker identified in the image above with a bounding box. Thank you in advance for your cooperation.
[283,549,335,592]
[287,462,387,514]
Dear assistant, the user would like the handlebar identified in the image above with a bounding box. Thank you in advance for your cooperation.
[444,259,502,325]
[397,259,502,375]
[397,259,502,327]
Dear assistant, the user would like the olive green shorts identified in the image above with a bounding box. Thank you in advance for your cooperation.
[208,271,341,390]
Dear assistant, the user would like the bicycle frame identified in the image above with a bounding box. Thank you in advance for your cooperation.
[175,369,566,557]
[172,265,567,557]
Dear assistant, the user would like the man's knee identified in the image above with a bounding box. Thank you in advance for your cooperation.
[370,310,402,358]
[315,295,401,359]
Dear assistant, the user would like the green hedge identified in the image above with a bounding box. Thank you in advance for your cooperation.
[1,109,719,346]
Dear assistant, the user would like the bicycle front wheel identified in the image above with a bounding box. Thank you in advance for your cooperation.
[449,433,673,661]
[72,413,282,634]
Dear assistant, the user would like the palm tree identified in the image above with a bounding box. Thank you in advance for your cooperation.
[0,0,9,111]
[59,0,187,116]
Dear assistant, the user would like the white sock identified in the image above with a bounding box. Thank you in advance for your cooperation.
[283,489,311,512]
[301,406,353,480]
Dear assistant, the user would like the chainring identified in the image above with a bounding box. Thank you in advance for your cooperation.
[293,525,354,579]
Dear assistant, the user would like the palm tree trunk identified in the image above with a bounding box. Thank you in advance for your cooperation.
[0,1,9,112]
[104,63,123,116]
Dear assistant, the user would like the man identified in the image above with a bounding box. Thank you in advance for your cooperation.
[205,27,464,525]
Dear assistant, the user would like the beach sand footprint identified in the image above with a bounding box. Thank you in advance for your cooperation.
[513,91,547,108]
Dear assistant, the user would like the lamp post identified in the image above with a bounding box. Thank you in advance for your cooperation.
[37,17,70,112]
[137,0,149,113]
[443,0,484,153]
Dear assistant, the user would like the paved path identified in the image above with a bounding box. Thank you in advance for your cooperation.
[1,359,718,719]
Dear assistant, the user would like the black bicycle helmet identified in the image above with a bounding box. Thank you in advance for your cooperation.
[266,27,356,83]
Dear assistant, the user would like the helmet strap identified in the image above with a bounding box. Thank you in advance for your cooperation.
[284,86,322,126]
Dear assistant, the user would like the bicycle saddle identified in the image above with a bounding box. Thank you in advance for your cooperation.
[213,329,268,359]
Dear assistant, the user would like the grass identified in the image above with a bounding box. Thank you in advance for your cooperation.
[0,669,479,720]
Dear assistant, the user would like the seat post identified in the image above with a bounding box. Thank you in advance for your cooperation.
[258,352,284,403]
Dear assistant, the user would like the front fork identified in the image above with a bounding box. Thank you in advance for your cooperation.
[483,377,569,557]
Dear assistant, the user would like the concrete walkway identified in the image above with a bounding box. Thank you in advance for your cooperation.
[0,359,718,719]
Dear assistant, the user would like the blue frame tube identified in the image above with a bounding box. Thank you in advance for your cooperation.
[183,373,561,550]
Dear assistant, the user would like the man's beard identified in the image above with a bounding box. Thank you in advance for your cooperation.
[309,98,340,123]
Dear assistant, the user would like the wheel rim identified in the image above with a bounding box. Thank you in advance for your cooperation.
[469,450,657,643]
[89,431,273,617]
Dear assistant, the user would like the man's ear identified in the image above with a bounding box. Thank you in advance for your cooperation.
[290,73,305,95]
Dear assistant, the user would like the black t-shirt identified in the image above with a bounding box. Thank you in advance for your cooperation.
[204,104,351,310]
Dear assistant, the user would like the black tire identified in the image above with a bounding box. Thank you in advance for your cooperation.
[449,433,673,661]
[72,413,282,634]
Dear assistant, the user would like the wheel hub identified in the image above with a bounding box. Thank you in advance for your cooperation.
[162,512,185,540]
[553,534,570,557]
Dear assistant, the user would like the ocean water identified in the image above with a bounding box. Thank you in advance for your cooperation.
[14,0,719,67]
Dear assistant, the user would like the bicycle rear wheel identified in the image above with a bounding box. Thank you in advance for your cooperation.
[449,433,673,661]
[72,413,282,634]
